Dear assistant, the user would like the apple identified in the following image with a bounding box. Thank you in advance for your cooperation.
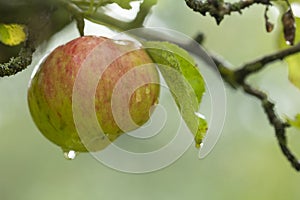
[28,36,160,153]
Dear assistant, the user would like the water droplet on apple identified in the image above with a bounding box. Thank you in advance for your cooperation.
[145,87,150,94]
[63,150,77,160]
[136,92,142,103]
[113,40,131,46]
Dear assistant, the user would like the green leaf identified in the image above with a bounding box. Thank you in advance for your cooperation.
[285,53,300,89]
[278,16,300,89]
[286,114,300,129]
[284,0,300,4]
[0,23,26,46]
[144,41,207,147]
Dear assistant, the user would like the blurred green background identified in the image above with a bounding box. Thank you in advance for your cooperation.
[1,0,300,199]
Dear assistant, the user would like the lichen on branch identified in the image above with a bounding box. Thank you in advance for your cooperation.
[0,43,35,77]
[185,0,271,24]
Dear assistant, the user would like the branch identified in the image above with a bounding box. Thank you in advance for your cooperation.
[210,41,300,87]
[242,83,300,171]
[211,45,300,171]
[185,0,271,24]
[234,42,300,84]
[129,0,158,29]
[78,0,158,31]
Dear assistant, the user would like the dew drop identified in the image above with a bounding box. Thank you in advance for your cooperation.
[286,41,292,45]
[63,150,77,160]
[196,142,204,149]
[195,112,205,119]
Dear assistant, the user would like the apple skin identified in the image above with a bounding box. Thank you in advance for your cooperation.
[28,36,160,152]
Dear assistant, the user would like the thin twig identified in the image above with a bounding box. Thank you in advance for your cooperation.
[242,83,300,171]
[82,0,157,31]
